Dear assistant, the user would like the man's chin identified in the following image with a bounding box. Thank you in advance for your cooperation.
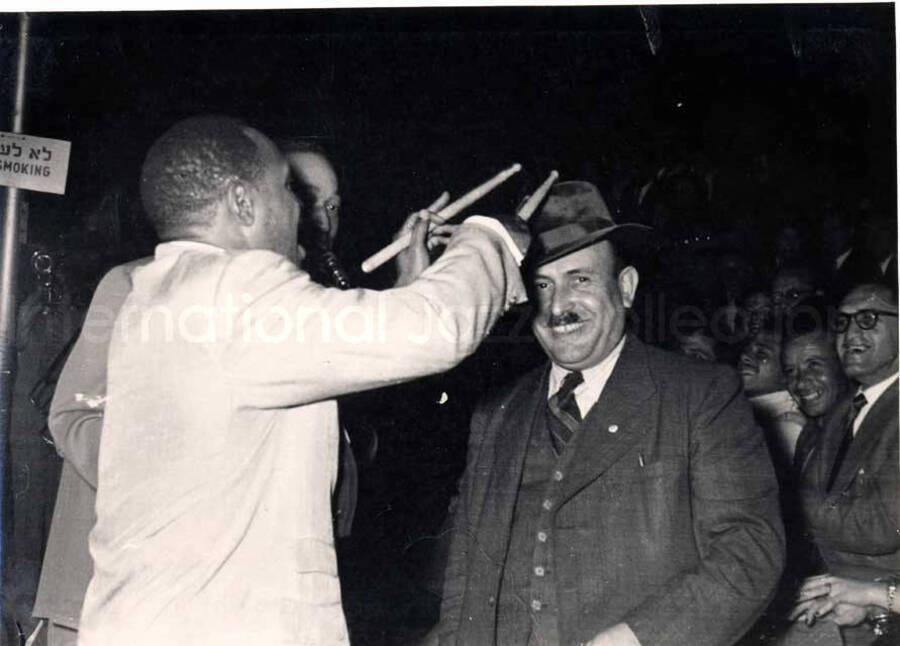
[543,345,595,370]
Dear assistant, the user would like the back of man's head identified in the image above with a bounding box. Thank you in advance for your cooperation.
[140,115,263,240]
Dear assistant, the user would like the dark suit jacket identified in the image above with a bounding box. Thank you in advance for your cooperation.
[434,336,784,645]
[799,383,900,581]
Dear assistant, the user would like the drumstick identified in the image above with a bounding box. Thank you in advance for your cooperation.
[516,170,559,221]
[361,163,522,274]
[426,191,450,212]
[359,192,449,273]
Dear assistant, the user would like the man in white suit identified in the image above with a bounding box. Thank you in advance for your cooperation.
[69,115,528,646]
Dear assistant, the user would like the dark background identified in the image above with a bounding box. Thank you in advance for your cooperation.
[0,4,895,643]
[1,5,895,262]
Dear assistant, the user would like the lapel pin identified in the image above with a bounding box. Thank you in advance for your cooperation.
[608,424,618,434]
[638,453,645,467]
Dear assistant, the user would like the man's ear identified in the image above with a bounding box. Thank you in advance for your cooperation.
[618,265,639,308]
[227,180,255,227]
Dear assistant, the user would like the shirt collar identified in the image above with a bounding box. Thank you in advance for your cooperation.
[155,240,227,258]
[852,372,898,435]
[547,335,626,416]
[859,372,899,406]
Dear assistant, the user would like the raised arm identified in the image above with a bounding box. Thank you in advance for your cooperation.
[222,219,528,408]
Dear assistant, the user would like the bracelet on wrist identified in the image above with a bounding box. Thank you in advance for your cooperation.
[870,577,898,636]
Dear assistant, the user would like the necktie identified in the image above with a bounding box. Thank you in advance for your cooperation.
[826,391,867,491]
[547,371,584,452]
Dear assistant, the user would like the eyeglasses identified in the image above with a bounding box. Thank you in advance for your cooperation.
[831,309,899,333]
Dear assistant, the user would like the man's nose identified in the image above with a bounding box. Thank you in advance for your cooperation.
[843,319,867,339]
[796,372,814,390]
[549,283,572,316]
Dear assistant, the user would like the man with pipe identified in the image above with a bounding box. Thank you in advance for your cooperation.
[38,115,528,646]
[429,181,784,645]
[278,139,360,541]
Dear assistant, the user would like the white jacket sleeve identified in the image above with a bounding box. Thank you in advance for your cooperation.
[220,222,527,408]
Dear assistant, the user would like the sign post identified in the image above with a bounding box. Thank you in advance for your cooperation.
[0,13,31,630]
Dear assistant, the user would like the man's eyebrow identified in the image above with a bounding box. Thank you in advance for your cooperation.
[533,266,598,280]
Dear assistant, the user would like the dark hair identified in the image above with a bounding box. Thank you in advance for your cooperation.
[140,115,264,239]
[275,138,336,214]
[845,281,899,307]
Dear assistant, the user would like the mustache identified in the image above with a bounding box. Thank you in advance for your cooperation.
[547,311,582,327]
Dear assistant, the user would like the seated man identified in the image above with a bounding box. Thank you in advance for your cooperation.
[791,283,899,645]
[60,115,528,646]
[775,302,852,609]
[782,302,850,472]
[739,321,808,470]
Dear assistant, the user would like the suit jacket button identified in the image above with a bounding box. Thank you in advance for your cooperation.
[608,424,618,433]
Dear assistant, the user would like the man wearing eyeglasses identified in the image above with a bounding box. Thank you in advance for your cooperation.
[790,283,899,644]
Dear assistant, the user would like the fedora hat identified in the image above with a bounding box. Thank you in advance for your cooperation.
[528,180,652,267]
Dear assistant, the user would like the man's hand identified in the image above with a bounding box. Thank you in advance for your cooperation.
[394,192,454,287]
[582,623,641,646]
[790,574,878,627]
[795,574,888,609]
[826,602,869,627]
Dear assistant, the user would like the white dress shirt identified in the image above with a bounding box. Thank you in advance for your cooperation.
[547,336,626,418]
[853,372,899,436]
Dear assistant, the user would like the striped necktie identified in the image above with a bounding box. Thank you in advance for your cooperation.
[826,391,867,491]
[547,371,584,451]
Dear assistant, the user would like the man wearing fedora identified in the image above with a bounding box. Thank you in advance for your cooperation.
[428,181,784,646]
